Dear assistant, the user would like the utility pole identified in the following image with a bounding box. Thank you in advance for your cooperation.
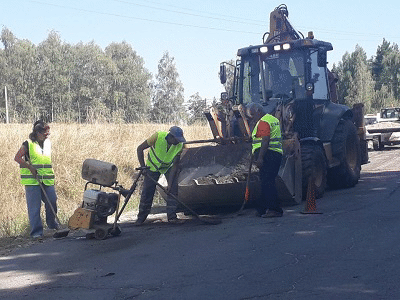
[4,86,9,124]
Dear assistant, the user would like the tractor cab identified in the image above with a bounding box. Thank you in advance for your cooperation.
[221,35,333,107]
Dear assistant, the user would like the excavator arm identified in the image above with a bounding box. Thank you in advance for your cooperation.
[264,4,303,44]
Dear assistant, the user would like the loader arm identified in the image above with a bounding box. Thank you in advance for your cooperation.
[264,4,303,44]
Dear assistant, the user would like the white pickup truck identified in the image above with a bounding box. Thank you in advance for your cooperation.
[365,108,400,150]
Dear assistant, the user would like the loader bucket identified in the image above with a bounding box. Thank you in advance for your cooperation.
[177,143,259,210]
[159,137,302,211]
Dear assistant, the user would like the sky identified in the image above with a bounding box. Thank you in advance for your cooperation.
[1,0,400,103]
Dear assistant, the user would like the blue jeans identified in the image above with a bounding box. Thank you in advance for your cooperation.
[256,149,283,214]
[25,185,58,237]
[137,169,178,222]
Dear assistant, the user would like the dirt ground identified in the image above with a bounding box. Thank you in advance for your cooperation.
[0,232,53,256]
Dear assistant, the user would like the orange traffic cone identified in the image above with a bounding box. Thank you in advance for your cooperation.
[301,177,322,214]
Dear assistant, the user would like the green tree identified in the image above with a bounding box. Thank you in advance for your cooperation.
[187,92,207,125]
[36,31,74,122]
[372,39,392,91]
[0,27,38,122]
[0,28,154,123]
[151,51,186,123]
[371,39,400,105]
[70,41,113,122]
[372,85,396,110]
[105,42,151,122]
[333,45,374,112]
[384,49,400,100]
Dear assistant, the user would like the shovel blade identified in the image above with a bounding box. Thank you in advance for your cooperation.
[53,228,70,238]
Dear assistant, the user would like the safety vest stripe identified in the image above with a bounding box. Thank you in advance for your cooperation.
[147,159,161,172]
[269,146,282,151]
[252,144,282,151]
[147,156,170,173]
[149,148,173,167]
[149,147,163,164]
[21,175,55,179]
[252,138,282,143]
[148,148,173,172]
[20,164,52,168]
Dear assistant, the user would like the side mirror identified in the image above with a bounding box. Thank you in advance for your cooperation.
[221,92,228,101]
[317,49,327,67]
[220,64,227,84]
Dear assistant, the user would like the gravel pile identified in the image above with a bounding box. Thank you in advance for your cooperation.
[191,155,259,185]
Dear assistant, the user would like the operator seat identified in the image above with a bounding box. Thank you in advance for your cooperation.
[275,70,293,98]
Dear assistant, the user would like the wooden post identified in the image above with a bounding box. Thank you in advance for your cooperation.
[4,86,9,123]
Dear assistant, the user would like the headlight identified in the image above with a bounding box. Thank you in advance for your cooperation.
[306,83,314,91]
[260,46,269,53]
[273,45,281,51]
[282,43,291,50]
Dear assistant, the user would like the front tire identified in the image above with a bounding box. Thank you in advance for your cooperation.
[301,143,327,200]
[94,228,108,240]
[327,119,361,189]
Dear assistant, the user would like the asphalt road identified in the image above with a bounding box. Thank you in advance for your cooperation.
[1,147,400,300]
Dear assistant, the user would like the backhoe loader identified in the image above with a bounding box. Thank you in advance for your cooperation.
[164,4,368,210]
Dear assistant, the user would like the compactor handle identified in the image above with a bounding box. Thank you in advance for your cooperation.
[114,167,147,221]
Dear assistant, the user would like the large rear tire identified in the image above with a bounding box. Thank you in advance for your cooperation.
[327,119,361,189]
[301,143,327,200]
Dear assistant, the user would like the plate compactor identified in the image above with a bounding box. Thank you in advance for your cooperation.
[68,159,143,240]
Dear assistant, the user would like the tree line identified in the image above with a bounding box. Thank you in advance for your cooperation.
[0,28,209,124]
[332,39,400,113]
[0,27,399,124]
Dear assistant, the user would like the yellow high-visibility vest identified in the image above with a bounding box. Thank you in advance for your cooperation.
[20,139,55,186]
[252,114,283,154]
[146,131,183,174]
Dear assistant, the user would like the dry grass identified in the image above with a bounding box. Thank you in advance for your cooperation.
[0,123,213,238]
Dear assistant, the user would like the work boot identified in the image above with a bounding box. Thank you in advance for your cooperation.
[134,217,146,226]
[255,210,265,217]
[48,223,60,230]
[31,234,43,240]
[261,210,283,218]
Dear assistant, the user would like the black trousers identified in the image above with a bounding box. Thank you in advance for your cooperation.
[255,149,283,214]
[137,168,178,221]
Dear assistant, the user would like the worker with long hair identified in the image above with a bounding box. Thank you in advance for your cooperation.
[14,120,58,238]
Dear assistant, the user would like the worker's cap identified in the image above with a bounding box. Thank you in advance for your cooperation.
[169,126,186,143]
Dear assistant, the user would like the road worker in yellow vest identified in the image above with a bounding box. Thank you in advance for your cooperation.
[247,103,284,218]
[14,120,58,238]
[135,126,186,225]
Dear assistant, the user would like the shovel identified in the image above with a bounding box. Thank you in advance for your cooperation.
[237,153,254,216]
[140,167,222,225]
[36,178,70,238]
[28,160,70,238]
